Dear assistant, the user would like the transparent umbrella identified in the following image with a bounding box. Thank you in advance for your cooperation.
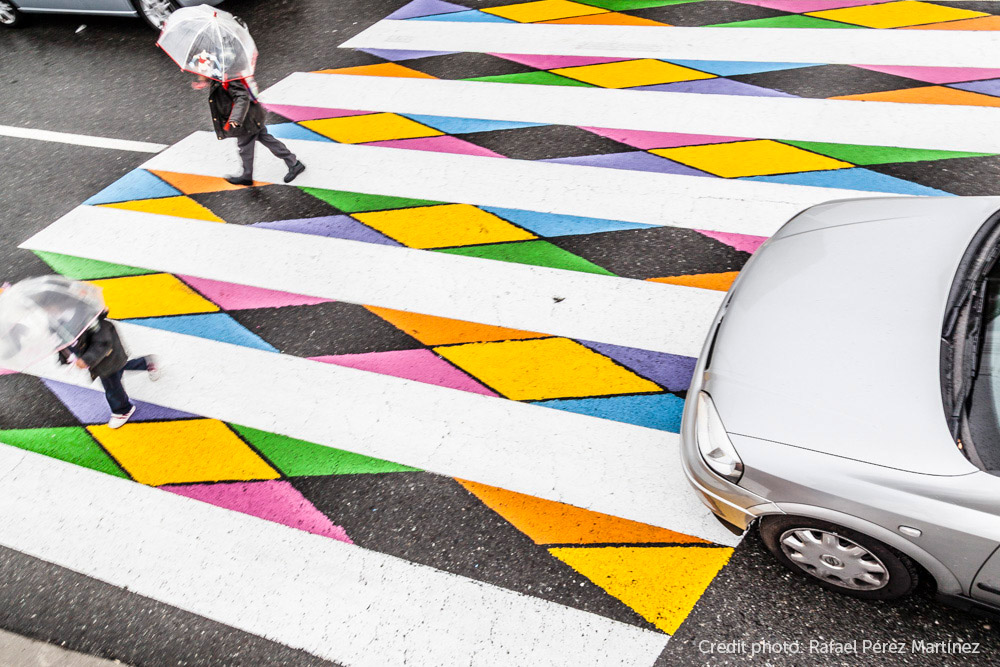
[156,5,257,83]
[0,276,105,372]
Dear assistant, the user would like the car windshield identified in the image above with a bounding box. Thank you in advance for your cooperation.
[966,266,1000,472]
[945,211,1000,473]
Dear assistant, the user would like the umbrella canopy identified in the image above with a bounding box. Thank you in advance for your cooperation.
[0,276,105,371]
[157,5,257,83]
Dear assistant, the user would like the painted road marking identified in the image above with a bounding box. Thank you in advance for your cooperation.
[138,132,893,237]
[343,19,1000,69]
[260,73,1000,154]
[0,445,671,666]
[23,206,725,357]
[18,325,739,546]
[0,125,167,153]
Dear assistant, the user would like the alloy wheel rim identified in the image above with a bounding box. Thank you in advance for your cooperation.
[779,528,889,591]
[0,2,16,24]
[138,0,173,27]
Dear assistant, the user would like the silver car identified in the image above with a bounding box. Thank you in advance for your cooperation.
[0,0,222,29]
[681,195,1000,612]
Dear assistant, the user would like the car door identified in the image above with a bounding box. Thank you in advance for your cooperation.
[972,546,1000,607]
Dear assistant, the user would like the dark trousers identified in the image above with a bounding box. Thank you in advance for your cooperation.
[236,129,297,178]
[99,357,149,416]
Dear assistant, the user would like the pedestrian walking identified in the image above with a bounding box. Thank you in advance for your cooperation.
[0,276,159,429]
[157,6,305,186]
[203,72,306,186]
[58,312,160,429]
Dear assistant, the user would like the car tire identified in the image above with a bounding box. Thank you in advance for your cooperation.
[133,0,179,29]
[0,1,27,28]
[759,515,919,601]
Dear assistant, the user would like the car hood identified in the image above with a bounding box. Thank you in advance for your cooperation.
[707,196,1000,476]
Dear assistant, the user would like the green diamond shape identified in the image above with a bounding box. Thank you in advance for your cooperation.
[0,427,128,478]
[436,240,616,276]
[300,187,443,213]
[231,424,419,477]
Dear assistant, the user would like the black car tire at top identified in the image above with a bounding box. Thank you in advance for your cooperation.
[132,0,179,29]
[0,1,27,28]
[759,515,920,601]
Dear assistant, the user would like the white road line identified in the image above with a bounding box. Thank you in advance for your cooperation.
[0,125,167,153]
[261,73,1000,154]
[343,19,1000,69]
[22,206,725,358]
[22,324,740,546]
[0,446,672,666]
[140,132,896,237]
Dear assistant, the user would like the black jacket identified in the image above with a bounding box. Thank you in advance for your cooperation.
[209,79,266,139]
[60,314,128,380]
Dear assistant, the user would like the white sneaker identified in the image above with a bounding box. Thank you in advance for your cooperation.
[146,355,162,382]
[108,405,136,429]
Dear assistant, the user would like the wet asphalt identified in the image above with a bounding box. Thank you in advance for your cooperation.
[2,0,1000,664]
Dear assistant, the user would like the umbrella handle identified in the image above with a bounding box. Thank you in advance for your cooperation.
[224,121,231,131]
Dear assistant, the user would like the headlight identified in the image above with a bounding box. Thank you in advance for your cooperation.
[694,391,744,483]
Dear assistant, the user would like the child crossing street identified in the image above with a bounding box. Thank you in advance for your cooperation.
[202,73,306,186]
[59,312,160,429]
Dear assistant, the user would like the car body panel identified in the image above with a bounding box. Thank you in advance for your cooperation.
[729,433,1000,592]
[14,0,221,16]
[707,197,1000,475]
[16,0,132,12]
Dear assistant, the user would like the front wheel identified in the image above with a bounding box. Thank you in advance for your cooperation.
[133,0,178,29]
[0,1,27,28]
[759,515,919,601]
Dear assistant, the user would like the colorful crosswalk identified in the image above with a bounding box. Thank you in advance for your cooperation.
[4,0,999,663]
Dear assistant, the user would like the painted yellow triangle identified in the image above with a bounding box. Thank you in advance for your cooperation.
[648,272,739,292]
[365,306,544,345]
[100,196,224,222]
[149,170,267,194]
[314,63,437,79]
[457,479,708,545]
[549,545,733,634]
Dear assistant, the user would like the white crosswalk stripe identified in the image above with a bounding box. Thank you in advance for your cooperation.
[24,206,724,357]
[21,323,738,546]
[344,18,1000,68]
[262,73,1000,153]
[140,131,896,236]
[0,446,670,666]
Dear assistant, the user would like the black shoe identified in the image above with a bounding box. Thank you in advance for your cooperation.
[224,174,253,186]
[284,161,305,183]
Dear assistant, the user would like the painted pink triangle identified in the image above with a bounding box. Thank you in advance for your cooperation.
[178,275,332,310]
[311,349,499,397]
[264,104,372,122]
[164,480,352,543]
[695,229,768,254]
[363,135,506,158]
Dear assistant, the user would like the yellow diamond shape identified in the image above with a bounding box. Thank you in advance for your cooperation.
[90,273,219,320]
[552,59,714,88]
[434,338,661,401]
[483,0,608,22]
[301,113,443,144]
[549,545,733,635]
[100,196,224,222]
[651,140,853,178]
[807,1,987,28]
[353,204,536,249]
[88,419,280,486]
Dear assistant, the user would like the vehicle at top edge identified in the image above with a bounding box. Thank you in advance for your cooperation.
[0,0,223,29]
[680,194,1000,613]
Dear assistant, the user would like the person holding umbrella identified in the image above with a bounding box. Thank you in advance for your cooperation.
[158,7,305,186]
[0,276,159,429]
